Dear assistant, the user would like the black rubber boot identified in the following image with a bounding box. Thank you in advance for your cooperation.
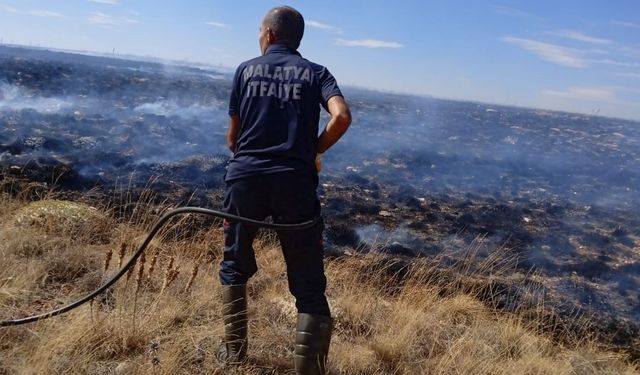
[294,313,333,375]
[216,284,248,365]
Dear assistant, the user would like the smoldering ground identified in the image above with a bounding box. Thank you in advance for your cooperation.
[0,46,231,187]
[1,45,639,355]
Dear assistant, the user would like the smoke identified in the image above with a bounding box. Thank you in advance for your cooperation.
[326,88,640,210]
[134,99,224,120]
[0,82,72,113]
[1,44,638,210]
[0,47,231,181]
[2,45,638,211]
[355,223,425,255]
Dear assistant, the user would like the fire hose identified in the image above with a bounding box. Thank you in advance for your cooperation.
[0,207,319,327]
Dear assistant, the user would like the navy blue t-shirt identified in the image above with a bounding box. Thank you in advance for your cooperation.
[226,44,343,182]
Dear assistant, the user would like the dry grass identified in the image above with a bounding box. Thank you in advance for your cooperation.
[0,193,638,375]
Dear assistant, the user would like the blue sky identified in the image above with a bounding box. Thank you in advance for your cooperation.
[0,1,639,120]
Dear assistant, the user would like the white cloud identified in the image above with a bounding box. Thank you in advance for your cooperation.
[88,12,138,26]
[335,38,403,49]
[0,4,18,13]
[612,72,640,80]
[615,86,640,94]
[542,87,615,101]
[88,13,113,24]
[306,20,341,33]
[0,5,66,19]
[592,58,640,68]
[617,45,640,59]
[89,0,120,4]
[501,36,587,68]
[205,21,230,30]
[27,9,66,19]
[556,30,613,45]
[612,20,640,29]
[493,5,543,22]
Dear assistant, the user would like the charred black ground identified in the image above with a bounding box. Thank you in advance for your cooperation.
[1,45,639,359]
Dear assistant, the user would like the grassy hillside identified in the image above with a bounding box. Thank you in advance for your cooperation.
[0,191,638,374]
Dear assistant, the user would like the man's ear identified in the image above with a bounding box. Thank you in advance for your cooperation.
[267,28,275,43]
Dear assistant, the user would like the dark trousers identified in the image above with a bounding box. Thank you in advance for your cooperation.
[220,172,330,317]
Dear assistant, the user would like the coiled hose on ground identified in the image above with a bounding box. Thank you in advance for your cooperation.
[0,207,319,327]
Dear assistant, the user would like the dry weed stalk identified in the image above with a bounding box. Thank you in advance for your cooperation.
[164,256,174,276]
[147,249,160,281]
[135,252,146,292]
[160,256,179,293]
[117,242,127,268]
[103,247,113,273]
[184,262,199,293]
[162,269,180,293]
[132,252,146,334]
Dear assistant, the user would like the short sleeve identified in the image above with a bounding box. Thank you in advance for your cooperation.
[317,66,342,107]
[228,65,242,116]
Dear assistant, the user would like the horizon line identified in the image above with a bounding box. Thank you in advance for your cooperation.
[1,42,637,123]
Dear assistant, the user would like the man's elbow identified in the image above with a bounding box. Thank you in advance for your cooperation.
[226,132,237,152]
[227,141,236,153]
[327,96,352,130]
[336,108,352,129]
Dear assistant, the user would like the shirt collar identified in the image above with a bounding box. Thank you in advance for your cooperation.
[265,43,301,56]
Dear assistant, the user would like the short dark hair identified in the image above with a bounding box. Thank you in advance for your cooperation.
[263,6,305,49]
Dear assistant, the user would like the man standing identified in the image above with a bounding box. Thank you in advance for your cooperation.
[217,5,351,375]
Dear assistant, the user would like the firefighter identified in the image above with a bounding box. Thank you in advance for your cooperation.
[217,5,351,375]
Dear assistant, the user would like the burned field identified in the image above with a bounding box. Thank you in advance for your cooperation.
[1,45,639,356]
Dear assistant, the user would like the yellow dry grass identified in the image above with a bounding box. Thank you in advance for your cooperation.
[0,193,638,375]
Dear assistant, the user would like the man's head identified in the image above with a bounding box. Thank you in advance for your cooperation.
[259,6,305,55]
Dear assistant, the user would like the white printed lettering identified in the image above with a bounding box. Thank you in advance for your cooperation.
[259,81,269,96]
[283,66,293,80]
[273,66,283,80]
[267,82,277,97]
[292,83,302,100]
[300,68,310,82]
[243,65,254,83]
[254,64,263,77]
[293,66,303,79]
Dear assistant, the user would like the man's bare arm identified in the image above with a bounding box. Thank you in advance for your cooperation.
[317,96,351,154]
[227,114,240,152]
